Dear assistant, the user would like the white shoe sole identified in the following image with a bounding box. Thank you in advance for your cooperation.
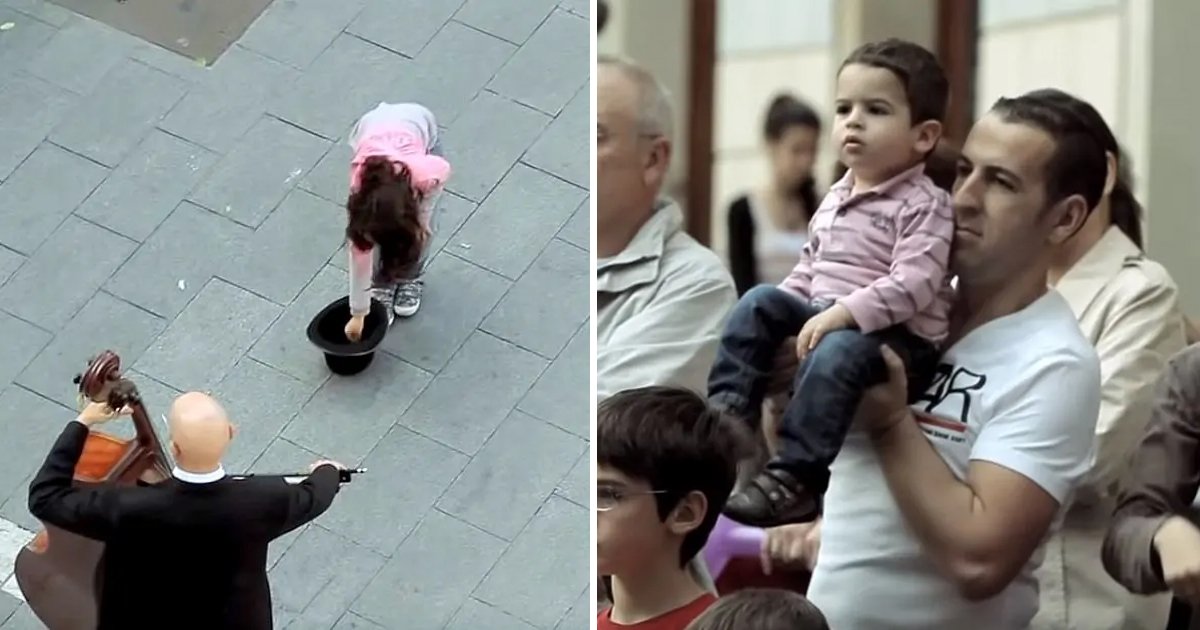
[394,303,419,318]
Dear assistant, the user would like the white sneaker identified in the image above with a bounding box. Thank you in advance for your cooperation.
[394,280,423,318]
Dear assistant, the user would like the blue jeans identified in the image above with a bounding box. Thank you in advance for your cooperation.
[707,285,938,493]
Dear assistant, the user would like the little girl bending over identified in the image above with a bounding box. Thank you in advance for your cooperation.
[344,103,451,341]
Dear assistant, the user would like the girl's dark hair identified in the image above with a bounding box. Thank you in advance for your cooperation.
[684,589,830,630]
[346,156,425,280]
[992,88,1143,248]
[764,93,821,220]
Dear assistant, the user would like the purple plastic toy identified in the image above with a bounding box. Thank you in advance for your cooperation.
[703,515,766,577]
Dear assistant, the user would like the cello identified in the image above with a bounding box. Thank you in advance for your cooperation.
[13,350,173,630]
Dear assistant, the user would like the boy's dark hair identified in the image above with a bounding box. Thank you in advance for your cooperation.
[346,157,425,281]
[598,386,743,568]
[763,93,821,218]
[990,88,1112,218]
[841,38,948,125]
[997,88,1142,247]
[684,589,830,630]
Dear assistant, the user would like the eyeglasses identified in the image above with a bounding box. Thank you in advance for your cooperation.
[596,486,667,512]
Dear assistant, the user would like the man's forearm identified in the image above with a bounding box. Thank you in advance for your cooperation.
[872,415,993,575]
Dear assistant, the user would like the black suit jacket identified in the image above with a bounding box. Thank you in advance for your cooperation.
[28,422,341,630]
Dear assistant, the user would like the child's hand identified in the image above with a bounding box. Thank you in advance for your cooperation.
[344,315,365,342]
[796,303,856,360]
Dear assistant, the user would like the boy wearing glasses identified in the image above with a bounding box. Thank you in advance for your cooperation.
[597,387,742,630]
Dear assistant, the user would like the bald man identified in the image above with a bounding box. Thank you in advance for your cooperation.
[27,392,344,630]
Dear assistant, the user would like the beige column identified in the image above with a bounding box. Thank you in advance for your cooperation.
[834,0,936,58]
[1131,0,1200,313]
[596,0,692,204]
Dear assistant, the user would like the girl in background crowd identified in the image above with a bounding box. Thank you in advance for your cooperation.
[726,94,820,296]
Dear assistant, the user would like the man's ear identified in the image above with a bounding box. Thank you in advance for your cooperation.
[642,136,672,188]
[913,120,943,156]
[666,490,708,536]
[1103,151,1117,199]
[1047,193,1091,245]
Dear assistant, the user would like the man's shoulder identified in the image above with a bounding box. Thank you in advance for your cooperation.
[660,230,733,289]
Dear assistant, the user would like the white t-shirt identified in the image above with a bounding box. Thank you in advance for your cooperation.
[807,290,1101,629]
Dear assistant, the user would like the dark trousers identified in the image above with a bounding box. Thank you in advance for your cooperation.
[707,285,939,493]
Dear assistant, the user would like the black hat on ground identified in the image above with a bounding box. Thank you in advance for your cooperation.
[306,297,389,376]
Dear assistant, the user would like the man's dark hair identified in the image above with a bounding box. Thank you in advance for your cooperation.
[598,386,743,567]
[841,38,948,125]
[990,89,1112,216]
[999,88,1143,247]
[684,589,830,630]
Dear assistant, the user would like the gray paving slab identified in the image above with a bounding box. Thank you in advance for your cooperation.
[23,16,135,94]
[473,496,589,629]
[215,358,319,474]
[442,90,550,202]
[238,0,367,70]
[438,410,585,541]
[557,197,590,250]
[0,592,16,628]
[426,193,478,261]
[555,588,590,630]
[446,598,539,630]
[0,312,51,387]
[0,8,55,77]
[524,86,590,188]
[104,201,253,319]
[0,387,72,505]
[249,264,344,386]
[316,425,468,556]
[346,0,460,59]
[160,44,300,154]
[74,129,218,242]
[16,291,165,409]
[351,510,507,629]
[270,525,387,625]
[268,33,409,142]
[455,0,559,45]
[0,142,108,255]
[0,0,71,27]
[133,278,283,391]
[488,9,588,116]
[399,331,548,455]
[0,72,75,183]
[453,163,584,279]
[380,251,510,373]
[48,57,188,167]
[330,612,385,630]
[218,189,344,306]
[0,604,42,630]
[186,115,329,228]
[0,247,22,289]
[0,216,136,330]
[398,21,517,126]
[483,238,588,358]
[557,0,589,18]
[0,1,590,624]
[283,352,432,464]
[556,450,589,508]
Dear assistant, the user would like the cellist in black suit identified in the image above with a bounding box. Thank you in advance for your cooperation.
[27,391,344,630]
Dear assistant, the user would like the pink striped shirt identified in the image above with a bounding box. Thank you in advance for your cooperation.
[779,163,953,343]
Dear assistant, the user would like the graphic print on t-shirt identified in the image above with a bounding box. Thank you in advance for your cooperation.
[912,362,987,444]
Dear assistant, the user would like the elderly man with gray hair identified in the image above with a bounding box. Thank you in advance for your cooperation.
[596,55,736,402]
[595,55,736,608]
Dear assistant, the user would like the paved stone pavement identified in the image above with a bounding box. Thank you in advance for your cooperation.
[0,0,591,627]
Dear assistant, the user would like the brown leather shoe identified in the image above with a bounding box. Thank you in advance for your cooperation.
[722,468,820,528]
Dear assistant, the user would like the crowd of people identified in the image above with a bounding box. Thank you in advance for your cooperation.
[595,32,1200,630]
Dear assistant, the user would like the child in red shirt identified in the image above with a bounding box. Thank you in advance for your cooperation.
[596,387,742,630]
